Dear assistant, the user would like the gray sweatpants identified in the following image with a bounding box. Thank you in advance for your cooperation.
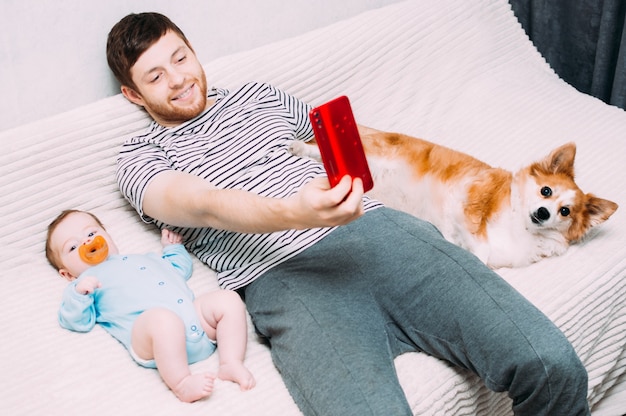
[243,208,589,416]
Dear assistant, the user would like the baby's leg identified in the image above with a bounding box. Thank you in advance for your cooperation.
[132,308,215,402]
[194,290,256,390]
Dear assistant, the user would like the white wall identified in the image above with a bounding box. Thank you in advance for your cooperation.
[0,0,402,132]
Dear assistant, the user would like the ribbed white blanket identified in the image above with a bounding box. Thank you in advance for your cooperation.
[2,0,625,415]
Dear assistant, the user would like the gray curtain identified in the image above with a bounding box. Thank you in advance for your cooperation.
[508,0,626,110]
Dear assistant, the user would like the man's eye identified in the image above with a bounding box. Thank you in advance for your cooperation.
[151,74,161,83]
[177,55,186,63]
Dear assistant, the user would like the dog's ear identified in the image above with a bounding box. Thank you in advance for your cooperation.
[585,195,619,227]
[546,142,576,177]
[567,195,619,241]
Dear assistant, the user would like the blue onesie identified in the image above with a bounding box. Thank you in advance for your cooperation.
[58,244,216,368]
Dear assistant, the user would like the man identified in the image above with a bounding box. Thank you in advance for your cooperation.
[107,12,590,416]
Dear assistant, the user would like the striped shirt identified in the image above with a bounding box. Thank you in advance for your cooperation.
[116,82,382,290]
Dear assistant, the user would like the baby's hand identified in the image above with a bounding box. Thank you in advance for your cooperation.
[161,229,183,246]
[75,276,102,295]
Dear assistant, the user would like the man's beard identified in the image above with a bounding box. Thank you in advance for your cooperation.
[144,73,208,126]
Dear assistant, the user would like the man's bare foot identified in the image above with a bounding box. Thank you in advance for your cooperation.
[218,362,256,391]
[172,372,216,402]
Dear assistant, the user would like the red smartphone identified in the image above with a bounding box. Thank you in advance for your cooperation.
[309,96,374,192]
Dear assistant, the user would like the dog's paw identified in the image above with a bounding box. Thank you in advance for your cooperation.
[289,141,321,161]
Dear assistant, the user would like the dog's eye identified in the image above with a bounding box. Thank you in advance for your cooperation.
[541,186,552,197]
[560,207,570,217]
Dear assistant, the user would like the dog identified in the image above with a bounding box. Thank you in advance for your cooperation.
[290,126,618,268]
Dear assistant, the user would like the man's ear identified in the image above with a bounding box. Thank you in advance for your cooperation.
[59,269,77,282]
[121,85,145,107]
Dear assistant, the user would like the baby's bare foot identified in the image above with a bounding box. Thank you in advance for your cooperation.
[218,362,256,391]
[172,372,215,402]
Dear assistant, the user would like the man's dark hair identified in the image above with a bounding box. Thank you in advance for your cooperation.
[106,12,192,90]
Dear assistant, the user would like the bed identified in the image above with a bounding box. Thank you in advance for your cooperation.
[1,0,625,414]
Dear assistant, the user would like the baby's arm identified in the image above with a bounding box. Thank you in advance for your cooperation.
[58,277,99,332]
[160,229,193,280]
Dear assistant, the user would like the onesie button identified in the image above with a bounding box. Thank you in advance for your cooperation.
[158,281,165,286]
[177,299,183,304]
[191,325,197,331]
[122,256,128,261]
[140,266,146,270]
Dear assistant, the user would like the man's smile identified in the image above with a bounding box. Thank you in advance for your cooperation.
[172,84,195,101]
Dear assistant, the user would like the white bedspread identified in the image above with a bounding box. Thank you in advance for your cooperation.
[2,0,625,415]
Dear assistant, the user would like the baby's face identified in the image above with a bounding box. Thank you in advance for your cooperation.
[51,212,119,280]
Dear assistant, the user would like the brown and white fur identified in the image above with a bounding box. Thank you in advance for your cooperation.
[291,126,618,268]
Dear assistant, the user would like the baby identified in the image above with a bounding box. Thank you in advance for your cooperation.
[46,209,255,402]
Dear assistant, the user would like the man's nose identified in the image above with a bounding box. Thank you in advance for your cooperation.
[169,68,185,88]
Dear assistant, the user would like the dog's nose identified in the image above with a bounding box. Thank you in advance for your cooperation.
[531,207,551,224]
[536,207,550,220]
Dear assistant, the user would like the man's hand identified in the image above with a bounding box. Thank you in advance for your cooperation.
[75,275,102,295]
[285,175,365,229]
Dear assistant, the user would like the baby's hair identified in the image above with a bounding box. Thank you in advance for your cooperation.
[45,210,106,271]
